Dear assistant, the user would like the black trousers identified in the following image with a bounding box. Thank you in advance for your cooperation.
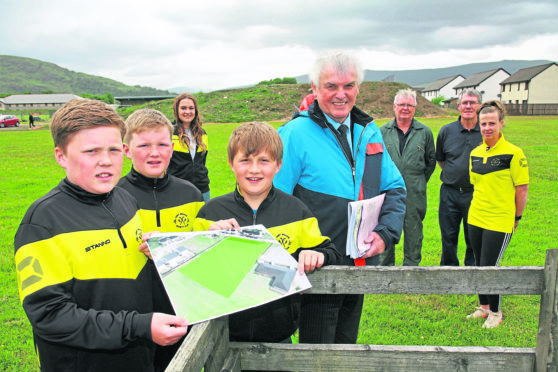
[439,184,476,266]
[468,224,512,312]
[298,293,364,344]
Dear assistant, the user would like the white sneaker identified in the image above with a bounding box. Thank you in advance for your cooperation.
[482,311,503,329]
[466,307,489,319]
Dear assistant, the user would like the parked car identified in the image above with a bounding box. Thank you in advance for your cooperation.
[0,115,20,128]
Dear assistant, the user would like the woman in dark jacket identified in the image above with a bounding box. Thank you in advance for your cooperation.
[168,93,210,201]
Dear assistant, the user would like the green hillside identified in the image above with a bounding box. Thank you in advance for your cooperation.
[119,81,454,123]
[0,55,172,96]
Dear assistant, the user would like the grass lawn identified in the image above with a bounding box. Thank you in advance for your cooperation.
[1,116,557,371]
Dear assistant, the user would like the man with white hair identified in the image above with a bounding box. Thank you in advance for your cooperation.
[379,89,436,266]
[275,51,406,344]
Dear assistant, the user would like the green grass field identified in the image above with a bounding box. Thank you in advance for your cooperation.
[1,116,557,371]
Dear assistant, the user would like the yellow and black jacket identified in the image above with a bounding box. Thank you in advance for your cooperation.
[194,185,340,342]
[118,167,205,370]
[118,167,204,233]
[14,179,157,372]
[167,125,209,193]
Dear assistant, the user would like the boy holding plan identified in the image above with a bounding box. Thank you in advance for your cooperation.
[117,108,204,371]
[194,121,340,343]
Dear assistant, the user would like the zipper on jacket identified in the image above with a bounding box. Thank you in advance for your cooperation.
[153,178,161,228]
[102,201,127,249]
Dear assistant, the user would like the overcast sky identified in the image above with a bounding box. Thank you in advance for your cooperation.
[2,0,558,92]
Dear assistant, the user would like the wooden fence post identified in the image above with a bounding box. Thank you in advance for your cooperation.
[536,249,558,371]
[166,317,230,372]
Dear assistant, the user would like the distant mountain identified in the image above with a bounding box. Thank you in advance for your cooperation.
[295,60,554,86]
[0,55,172,96]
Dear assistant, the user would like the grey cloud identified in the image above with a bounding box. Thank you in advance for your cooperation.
[2,0,557,91]
[155,0,558,52]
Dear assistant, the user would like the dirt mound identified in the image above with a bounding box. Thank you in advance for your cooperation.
[356,81,455,119]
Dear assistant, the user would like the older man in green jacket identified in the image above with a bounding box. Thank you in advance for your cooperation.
[379,89,436,266]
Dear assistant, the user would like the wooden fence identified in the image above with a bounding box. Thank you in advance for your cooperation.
[166,249,558,372]
[504,103,558,116]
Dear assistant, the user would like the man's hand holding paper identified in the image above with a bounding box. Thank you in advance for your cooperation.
[361,231,386,258]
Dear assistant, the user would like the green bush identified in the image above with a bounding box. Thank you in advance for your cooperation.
[256,77,297,86]
[432,96,445,105]
[80,93,115,104]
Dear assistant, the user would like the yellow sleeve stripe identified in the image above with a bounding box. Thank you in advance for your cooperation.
[202,134,209,151]
[269,217,329,254]
[193,217,213,232]
[15,216,147,302]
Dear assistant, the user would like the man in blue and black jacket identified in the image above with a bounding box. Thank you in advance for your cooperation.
[275,50,406,344]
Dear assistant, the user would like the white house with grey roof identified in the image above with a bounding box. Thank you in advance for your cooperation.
[0,94,82,111]
[453,68,510,102]
[500,62,558,104]
[420,75,464,101]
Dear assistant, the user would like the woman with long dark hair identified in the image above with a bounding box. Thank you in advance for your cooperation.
[168,93,210,201]
[466,100,529,328]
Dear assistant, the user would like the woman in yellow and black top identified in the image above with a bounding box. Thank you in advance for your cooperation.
[168,93,210,201]
[466,101,529,329]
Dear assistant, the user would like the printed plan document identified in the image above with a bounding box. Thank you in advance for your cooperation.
[146,225,312,324]
[346,194,385,258]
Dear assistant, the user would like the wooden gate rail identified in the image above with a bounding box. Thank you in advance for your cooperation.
[166,249,558,371]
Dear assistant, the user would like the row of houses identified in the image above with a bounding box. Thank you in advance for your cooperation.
[419,62,558,105]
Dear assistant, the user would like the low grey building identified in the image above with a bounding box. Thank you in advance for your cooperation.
[0,94,82,111]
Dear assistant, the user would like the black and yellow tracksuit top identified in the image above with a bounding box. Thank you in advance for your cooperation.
[14,179,158,372]
[194,185,340,342]
[167,126,210,193]
[117,167,204,233]
[118,167,204,318]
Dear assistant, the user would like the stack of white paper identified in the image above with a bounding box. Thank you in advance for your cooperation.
[346,194,385,258]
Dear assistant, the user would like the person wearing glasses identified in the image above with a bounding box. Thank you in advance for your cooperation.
[379,89,436,266]
[436,89,483,267]
[466,101,529,328]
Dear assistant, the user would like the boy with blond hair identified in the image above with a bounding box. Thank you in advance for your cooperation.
[14,99,188,372]
[195,121,340,343]
[118,108,203,233]
[117,108,203,370]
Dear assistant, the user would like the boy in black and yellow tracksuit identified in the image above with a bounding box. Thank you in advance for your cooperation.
[118,108,204,371]
[194,122,340,343]
[14,100,188,372]
[15,179,157,371]
[118,109,204,235]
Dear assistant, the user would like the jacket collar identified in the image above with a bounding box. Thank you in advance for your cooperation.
[386,118,421,131]
[457,115,481,132]
[127,166,170,190]
[59,178,112,205]
[233,184,277,212]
